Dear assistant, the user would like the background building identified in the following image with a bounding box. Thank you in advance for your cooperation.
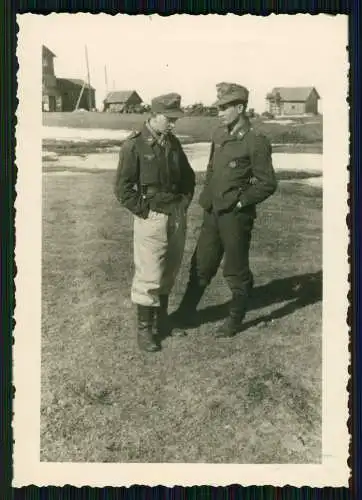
[266,87,320,116]
[103,90,143,113]
[42,45,62,111]
[57,78,96,112]
[42,45,96,112]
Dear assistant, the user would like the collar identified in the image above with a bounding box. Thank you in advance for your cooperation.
[144,121,169,148]
[227,117,251,140]
[142,121,157,146]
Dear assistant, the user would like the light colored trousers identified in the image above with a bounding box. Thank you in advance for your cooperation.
[131,207,187,307]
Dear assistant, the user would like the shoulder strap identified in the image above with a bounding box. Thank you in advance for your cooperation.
[127,129,141,140]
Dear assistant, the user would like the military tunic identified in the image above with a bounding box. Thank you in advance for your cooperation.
[190,121,277,296]
[199,122,277,215]
[114,123,195,307]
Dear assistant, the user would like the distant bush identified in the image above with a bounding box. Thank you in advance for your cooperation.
[255,126,322,144]
[261,111,275,119]
[184,103,218,116]
[125,104,148,114]
[203,107,218,116]
[273,130,313,144]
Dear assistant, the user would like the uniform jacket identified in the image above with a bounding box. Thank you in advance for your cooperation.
[114,123,195,218]
[199,121,277,216]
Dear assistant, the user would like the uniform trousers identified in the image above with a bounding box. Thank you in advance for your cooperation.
[190,208,254,296]
[131,206,187,307]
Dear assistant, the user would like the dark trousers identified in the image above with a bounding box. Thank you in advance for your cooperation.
[189,208,254,297]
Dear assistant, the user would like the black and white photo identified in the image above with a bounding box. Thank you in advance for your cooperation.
[14,13,349,487]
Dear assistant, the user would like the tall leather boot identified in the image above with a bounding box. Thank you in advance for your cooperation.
[215,293,248,338]
[172,279,207,330]
[137,305,160,352]
[156,295,171,338]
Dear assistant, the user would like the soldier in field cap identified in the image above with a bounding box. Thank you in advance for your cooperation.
[173,82,277,337]
[114,92,195,352]
[214,82,249,106]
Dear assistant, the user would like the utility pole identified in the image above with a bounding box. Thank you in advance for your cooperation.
[74,80,86,111]
[85,45,92,110]
[104,65,108,94]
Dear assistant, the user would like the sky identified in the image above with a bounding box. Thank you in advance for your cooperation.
[30,13,347,112]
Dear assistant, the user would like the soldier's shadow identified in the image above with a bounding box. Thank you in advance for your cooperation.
[171,270,322,331]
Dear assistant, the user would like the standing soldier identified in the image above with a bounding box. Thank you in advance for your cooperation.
[173,83,277,337]
[114,93,195,352]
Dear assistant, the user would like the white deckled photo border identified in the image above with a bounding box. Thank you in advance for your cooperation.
[13,13,349,487]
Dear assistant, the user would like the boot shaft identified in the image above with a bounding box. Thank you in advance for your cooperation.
[136,305,160,352]
[215,293,249,338]
[229,292,249,320]
[178,280,206,313]
[137,304,154,324]
[159,294,169,313]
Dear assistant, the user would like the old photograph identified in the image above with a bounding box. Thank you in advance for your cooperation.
[14,13,349,487]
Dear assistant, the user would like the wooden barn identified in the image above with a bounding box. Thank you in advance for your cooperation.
[42,45,62,112]
[56,78,96,112]
[266,87,320,116]
[103,90,142,113]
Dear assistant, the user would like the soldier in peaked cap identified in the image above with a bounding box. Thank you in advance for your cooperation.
[173,83,277,337]
[114,93,195,352]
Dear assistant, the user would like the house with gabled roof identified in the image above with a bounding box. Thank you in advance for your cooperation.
[103,90,143,113]
[266,87,320,116]
[42,45,62,111]
[42,44,97,112]
[56,78,96,111]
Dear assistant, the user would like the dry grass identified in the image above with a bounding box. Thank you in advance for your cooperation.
[41,171,322,463]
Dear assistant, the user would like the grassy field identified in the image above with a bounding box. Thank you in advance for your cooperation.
[43,112,323,146]
[41,170,322,463]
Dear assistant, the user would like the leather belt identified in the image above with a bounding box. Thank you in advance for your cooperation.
[142,184,179,196]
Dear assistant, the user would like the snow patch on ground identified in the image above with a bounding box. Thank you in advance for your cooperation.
[281,177,322,188]
[42,126,132,141]
[298,176,322,187]
[264,119,295,125]
[42,127,323,190]
[272,152,322,172]
[42,142,322,174]
[42,126,189,142]
[44,171,91,176]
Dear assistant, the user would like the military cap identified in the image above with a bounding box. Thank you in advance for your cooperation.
[212,82,249,107]
[151,92,184,118]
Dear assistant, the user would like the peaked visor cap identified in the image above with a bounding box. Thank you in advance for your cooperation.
[151,93,184,118]
[212,82,249,107]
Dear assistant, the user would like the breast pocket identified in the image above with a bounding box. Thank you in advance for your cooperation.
[224,155,253,188]
[226,155,250,170]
